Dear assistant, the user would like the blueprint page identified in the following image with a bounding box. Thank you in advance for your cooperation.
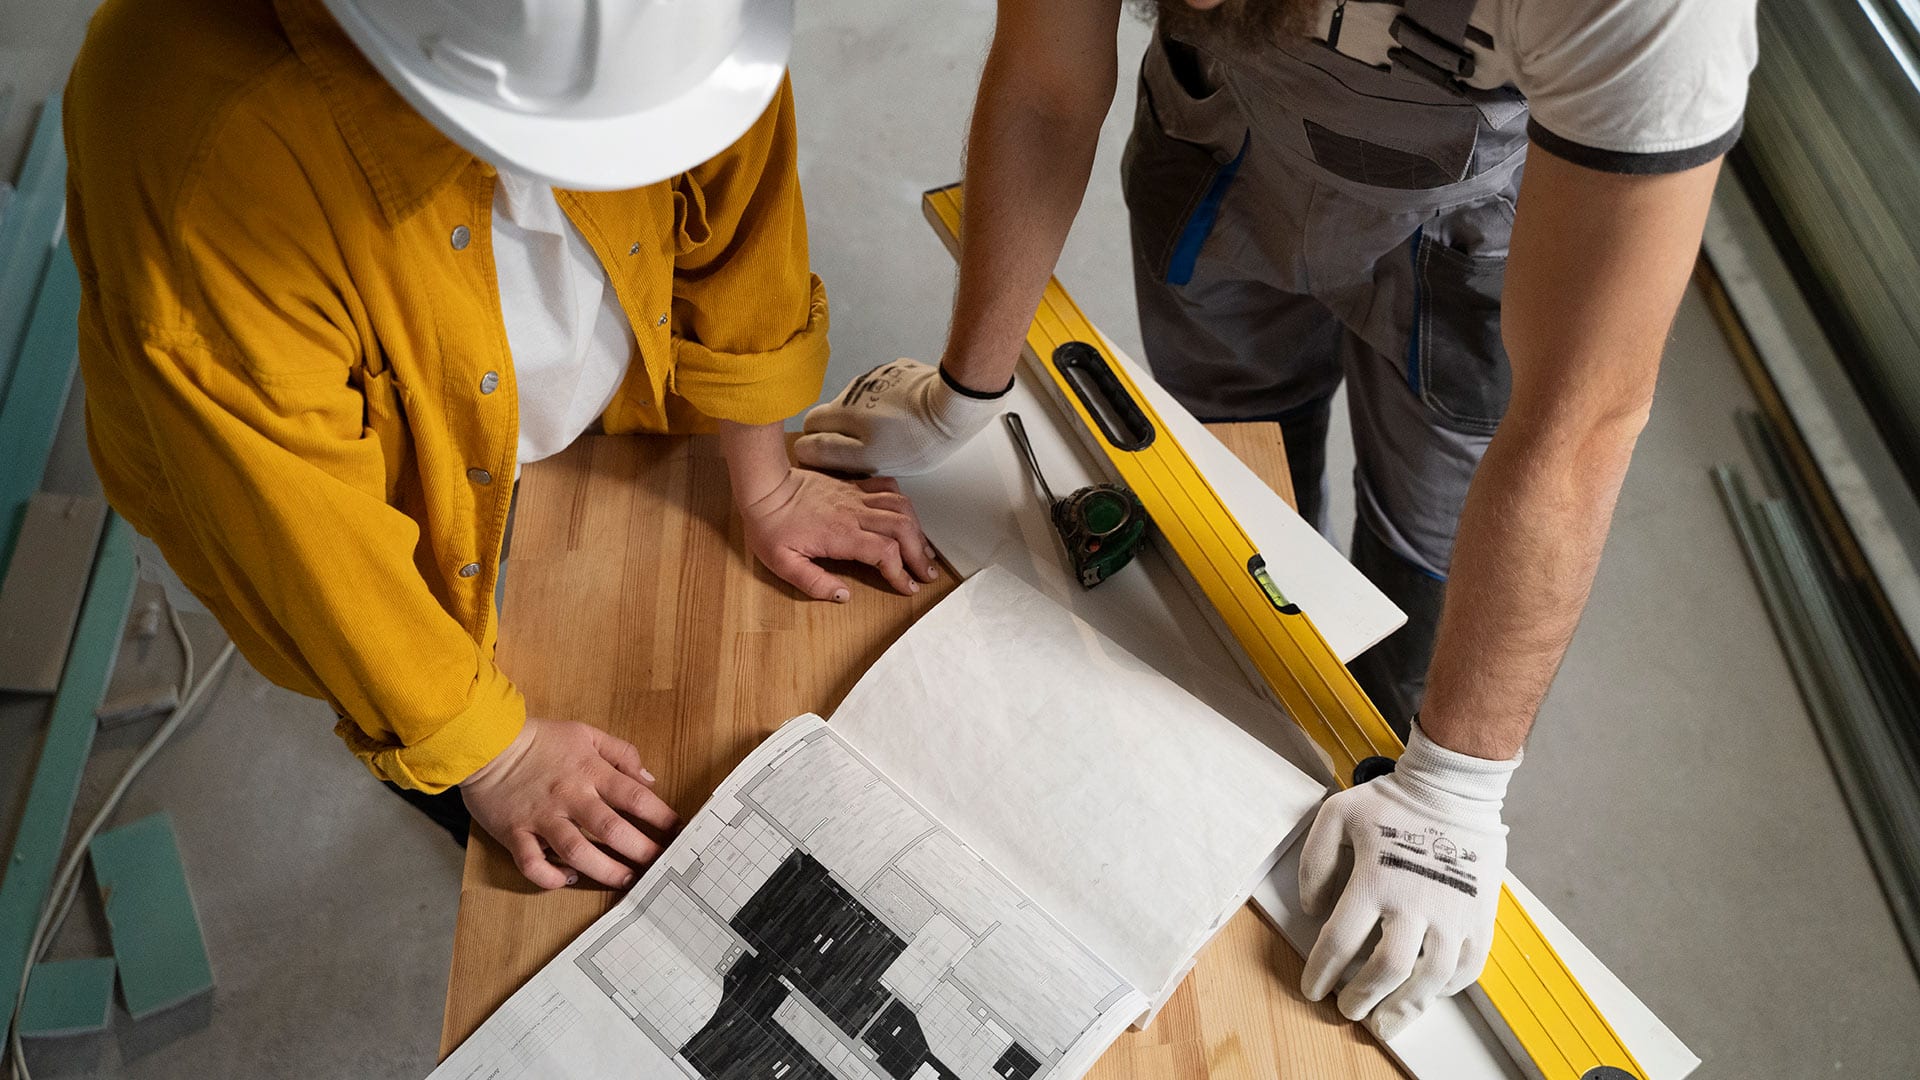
[430,715,1145,1080]
[830,568,1323,1011]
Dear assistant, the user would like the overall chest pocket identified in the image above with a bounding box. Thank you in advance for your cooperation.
[1281,44,1487,190]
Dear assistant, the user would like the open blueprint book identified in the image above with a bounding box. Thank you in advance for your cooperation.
[431,569,1324,1080]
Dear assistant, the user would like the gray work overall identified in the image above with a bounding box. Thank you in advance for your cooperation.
[1122,0,1527,735]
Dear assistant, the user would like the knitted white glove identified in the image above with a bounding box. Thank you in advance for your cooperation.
[796,359,1008,476]
[1298,727,1521,1041]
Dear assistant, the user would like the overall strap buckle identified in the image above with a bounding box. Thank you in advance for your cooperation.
[1388,0,1478,93]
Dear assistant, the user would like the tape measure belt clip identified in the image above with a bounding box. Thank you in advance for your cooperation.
[1003,412,1149,589]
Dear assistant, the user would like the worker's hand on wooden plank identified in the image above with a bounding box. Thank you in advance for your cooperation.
[461,717,680,891]
[723,419,941,601]
[796,359,1009,477]
[1297,728,1521,1040]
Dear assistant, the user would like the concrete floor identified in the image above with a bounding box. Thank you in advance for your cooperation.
[6,2,1920,1078]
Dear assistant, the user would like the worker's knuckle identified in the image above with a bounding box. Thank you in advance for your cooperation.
[555,835,596,861]
[1379,948,1419,981]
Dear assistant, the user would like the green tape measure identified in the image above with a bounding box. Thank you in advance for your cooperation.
[1004,413,1148,588]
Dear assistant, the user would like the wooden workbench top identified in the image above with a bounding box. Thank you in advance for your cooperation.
[439,426,1403,1080]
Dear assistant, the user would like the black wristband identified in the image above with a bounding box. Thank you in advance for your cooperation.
[938,364,1015,401]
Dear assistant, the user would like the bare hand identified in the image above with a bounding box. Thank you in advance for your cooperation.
[740,468,940,601]
[461,717,679,890]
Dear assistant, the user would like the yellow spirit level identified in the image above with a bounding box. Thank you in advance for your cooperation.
[923,183,1648,1080]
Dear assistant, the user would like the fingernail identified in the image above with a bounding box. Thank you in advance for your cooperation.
[641,767,657,783]
[924,565,941,581]
[621,875,637,889]
[908,581,920,594]
[564,872,579,887]
[924,546,938,563]
[833,588,850,603]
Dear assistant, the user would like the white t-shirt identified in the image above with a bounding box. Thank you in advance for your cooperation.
[1311,0,1758,172]
[490,168,636,469]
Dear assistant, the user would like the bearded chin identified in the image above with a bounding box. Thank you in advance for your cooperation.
[1144,0,1321,47]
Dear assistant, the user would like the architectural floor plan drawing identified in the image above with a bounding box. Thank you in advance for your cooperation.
[569,721,1135,1080]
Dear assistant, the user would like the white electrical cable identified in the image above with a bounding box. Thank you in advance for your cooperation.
[6,597,236,1080]
[25,604,203,992]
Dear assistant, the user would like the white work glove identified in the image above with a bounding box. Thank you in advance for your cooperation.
[796,359,1008,476]
[1298,726,1521,1041]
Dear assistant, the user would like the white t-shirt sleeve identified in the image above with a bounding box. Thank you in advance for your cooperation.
[1506,0,1758,173]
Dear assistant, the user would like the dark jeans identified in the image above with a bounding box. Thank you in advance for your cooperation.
[383,781,472,847]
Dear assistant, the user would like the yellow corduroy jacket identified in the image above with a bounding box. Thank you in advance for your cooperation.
[64,0,830,791]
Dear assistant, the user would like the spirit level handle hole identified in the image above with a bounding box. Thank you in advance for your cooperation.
[1052,341,1155,452]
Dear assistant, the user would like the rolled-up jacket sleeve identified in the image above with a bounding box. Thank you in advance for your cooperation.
[669,75,830,425]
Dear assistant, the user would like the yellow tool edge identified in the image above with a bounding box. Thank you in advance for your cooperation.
[923,183,1649,1080]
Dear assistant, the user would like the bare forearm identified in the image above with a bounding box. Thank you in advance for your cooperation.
[718,419,791,508]
[1418,410,1644,759]
[940,1,1118,392]
[1418,147,1718,761]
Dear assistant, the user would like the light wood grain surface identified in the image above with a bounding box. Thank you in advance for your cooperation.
[439,423,1403,1079]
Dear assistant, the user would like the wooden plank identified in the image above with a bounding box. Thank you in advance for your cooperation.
[88,811,214,1019]
[438,429,1405,1079]
[0,236,83,569]
[0,492,109,692]
[16,957,117,1038]
[0,93,66,405]
[0,515,138,1008]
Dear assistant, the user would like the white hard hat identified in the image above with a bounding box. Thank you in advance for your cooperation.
[320,0,795,191]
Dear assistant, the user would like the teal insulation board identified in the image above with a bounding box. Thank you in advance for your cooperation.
[17,957,116,1037]
[0,515,137,1009]
[0,94,66,404]
[0,236,83,570]
[89,812,214,1019]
